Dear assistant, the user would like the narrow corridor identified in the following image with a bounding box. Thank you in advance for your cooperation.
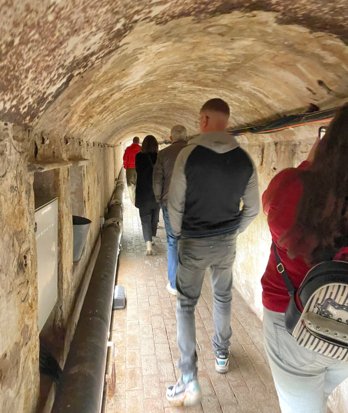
[105,192,281,413]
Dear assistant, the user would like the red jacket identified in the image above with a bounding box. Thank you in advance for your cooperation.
[261,161,310,312]
[261,161,348,312]
[123,143,141,169]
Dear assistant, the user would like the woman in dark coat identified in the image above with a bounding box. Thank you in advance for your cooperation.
[135,135,160,255]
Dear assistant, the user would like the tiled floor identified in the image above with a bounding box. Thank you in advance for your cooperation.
[105,193,281,413]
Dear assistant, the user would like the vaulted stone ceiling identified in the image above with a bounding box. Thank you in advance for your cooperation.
[1,1,348,143]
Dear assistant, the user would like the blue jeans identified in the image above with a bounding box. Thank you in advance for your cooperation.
[162,206,178,289]
[176,232,237,377]
[263,308,348,413]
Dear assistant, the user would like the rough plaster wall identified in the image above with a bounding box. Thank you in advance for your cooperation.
[234,128,316,317]
[104,148,116,207]
[114,144,124,181]
[36,13,348,144]
[0,123,39,413]
[55,167,74,330]
[70,165,85,216]
[0,0,347,125]
[83,146,115,260]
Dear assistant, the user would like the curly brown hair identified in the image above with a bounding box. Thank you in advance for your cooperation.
[284,103,348,263]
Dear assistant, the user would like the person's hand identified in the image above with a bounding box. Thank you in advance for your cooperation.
[306,136,321,163]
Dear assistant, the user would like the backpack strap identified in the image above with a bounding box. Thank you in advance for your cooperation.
[272,242,296,297]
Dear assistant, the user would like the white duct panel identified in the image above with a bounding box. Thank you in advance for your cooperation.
[35,198,58,331]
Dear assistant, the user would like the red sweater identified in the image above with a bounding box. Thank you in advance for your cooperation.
[261,161,312,312]
[123,143,141,168]
[261,161,348,312]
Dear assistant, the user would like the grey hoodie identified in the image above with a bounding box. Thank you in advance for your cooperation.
[168,131,260,237]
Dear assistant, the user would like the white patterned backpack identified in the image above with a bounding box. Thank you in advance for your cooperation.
[273,243,348,360]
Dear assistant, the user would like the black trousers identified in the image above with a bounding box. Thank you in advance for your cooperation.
[139,206,160,242]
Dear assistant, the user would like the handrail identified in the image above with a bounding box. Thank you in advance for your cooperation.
[230,105,338,135]
[51,171,124,413]
[157,104,342,144]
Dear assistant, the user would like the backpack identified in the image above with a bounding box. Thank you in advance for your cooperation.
[273,243,348,360]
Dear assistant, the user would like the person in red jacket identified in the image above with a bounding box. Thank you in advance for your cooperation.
[261,103,348,413]
[123,136,141,204]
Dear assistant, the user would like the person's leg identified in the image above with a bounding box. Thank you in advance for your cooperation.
[162,206,179,289]
[323,358,348,407]
[128,168,137,186]
[167,237,208,406]
[129,184,136,204]
[210,233,237,357]
[126,168,136,204]
[263,308,332,413]
[151,205,160,238]
[212,236,236,352]
[176,238,208,377]
[139,208,152,253]
[126,168,132,186]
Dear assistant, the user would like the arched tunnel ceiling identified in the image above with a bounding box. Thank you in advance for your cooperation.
[1,1,348,144]
[36,12,348,144]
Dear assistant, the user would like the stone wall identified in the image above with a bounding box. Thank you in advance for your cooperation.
[234,129,314,317]
[0,123,39,413]
[0,121,123,412]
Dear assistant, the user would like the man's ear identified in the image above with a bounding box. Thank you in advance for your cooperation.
[203,114,209,129]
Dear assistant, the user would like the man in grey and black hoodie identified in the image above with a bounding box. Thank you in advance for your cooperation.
[166,98,260,407]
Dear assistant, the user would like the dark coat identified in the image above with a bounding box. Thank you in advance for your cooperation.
[135,152,158,210]
[153,140,187,206]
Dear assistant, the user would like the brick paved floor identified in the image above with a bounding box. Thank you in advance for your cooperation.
[105,193,281,413]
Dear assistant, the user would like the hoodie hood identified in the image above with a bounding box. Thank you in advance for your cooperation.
[188,131,239,154]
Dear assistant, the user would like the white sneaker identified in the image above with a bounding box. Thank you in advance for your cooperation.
[166,376,202,407]
[166,283,177,296]
[215,351,230,374]
[145,241,153,256]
